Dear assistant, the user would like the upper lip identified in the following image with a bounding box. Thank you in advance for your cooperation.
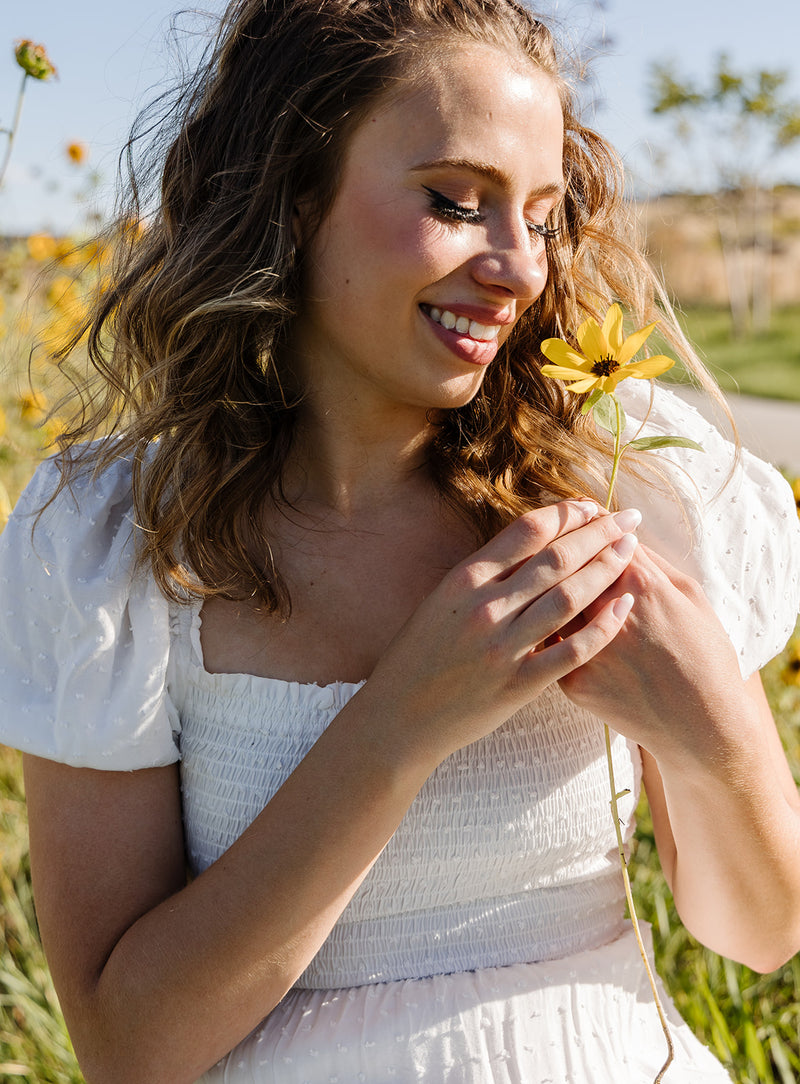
[420,302,516,327]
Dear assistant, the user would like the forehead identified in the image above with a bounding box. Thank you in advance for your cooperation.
[342,44,564,187]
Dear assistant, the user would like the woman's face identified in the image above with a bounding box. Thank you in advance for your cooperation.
[292,43,565,423]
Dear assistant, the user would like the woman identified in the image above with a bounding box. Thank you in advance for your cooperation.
[2,1,800,1081]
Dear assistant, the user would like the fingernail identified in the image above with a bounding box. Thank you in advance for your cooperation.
[612,533,638,560]
[574,500,599,519]
[613,507,642,532]
[613,592,635,620]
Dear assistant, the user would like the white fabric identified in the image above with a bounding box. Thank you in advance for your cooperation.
[201,926,729,1083]
[171,597,639,986]
[0,456,180,768]
[616,380,800,679]
[0,385,798,1082]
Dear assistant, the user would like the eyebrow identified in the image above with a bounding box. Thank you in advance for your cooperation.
[409,156,565,200]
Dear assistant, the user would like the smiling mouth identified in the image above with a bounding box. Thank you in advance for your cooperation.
[421,305,501,343]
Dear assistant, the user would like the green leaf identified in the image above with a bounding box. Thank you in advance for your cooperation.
[592,394,625,437]
[580,389,604,415]
[626,436,705,453]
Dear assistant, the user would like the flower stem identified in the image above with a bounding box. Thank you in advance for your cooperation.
[604,725,674,1081]
[604,395,624,510]
[601,394,674,1079]
[0,72,28,191]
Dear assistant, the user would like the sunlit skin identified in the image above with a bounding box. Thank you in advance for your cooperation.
[290,46,564,455]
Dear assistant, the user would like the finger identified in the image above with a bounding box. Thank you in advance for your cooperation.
[517,592,635,687]
[491,511,640,618]
[468,500,600,581]
[509,532,639,654]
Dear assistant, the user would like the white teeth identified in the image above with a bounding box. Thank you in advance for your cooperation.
[425,305,501,342]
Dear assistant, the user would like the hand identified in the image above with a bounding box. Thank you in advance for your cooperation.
[558,543,747,762]
[363,500,640,766]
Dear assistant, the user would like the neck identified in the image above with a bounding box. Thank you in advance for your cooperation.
[282,400,438,520]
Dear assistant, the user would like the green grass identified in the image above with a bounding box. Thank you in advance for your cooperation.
[663,306,800,402]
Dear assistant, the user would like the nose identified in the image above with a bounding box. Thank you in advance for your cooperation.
[470,219,548,303]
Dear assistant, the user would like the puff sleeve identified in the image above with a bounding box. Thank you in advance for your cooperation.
[0,455,181,769]
[615,381,800,679]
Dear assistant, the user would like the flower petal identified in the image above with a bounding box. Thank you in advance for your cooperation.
[541,364,596,382]
[576,317,608,362]
[540,339,593,371]
[620,355,675,380]
[562,376,601,394]
[602,304,625,355]
[617,321,658,365]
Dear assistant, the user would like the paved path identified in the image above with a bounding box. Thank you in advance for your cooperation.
[673,387,800,476]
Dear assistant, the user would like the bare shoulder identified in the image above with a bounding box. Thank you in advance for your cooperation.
[23,756,185,1004]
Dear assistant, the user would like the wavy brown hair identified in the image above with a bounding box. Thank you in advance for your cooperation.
[49,0,725,614]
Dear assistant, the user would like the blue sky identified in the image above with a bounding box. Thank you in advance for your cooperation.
[1,0,799,234]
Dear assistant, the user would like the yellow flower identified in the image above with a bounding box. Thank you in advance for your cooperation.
[14,40,57,81]
[66,141,88,165]
[540,303,675,394]
[17,389,48,424]
[27,232,58,262]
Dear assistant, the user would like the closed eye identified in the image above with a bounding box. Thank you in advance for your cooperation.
[424,185,561,242]
[423,186,484,225]
[527,221,560,241]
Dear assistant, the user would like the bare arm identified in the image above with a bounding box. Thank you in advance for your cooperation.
[560,545,800,973]
[25,500,639,1084]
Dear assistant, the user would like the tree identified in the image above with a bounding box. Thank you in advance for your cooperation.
[648,54,800,336]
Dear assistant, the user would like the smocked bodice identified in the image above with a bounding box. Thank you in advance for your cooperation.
[169,600,639,988]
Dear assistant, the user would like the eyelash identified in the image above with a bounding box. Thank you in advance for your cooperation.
[422,185,560,241]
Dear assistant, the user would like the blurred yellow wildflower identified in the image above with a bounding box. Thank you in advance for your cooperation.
[17,389,48,424]
[66,141,88,165]
[782,640,800,687]
[14,40,57,81]
[28,232,58,262]
[541,304,675,394]
[42,414,69,447]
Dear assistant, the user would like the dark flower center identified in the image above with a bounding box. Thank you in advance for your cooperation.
[591,355,621,377]
[790,657,800,673]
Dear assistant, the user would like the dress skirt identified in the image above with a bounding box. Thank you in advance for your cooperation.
[200,925,732,1083]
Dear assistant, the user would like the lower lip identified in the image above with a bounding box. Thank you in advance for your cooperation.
[422,309,501,367]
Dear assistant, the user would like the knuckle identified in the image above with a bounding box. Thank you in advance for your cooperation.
[541,540,571,577]
[515,511,548,547]
[556,635,586,671]
[448,560,483,595]
[548,579,580,618]
[468,596,502,631]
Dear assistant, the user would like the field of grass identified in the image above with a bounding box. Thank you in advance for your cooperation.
[664,306,800,401]
[2,239,800,1082]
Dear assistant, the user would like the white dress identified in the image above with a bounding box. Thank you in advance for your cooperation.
[1,383,799,1083]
